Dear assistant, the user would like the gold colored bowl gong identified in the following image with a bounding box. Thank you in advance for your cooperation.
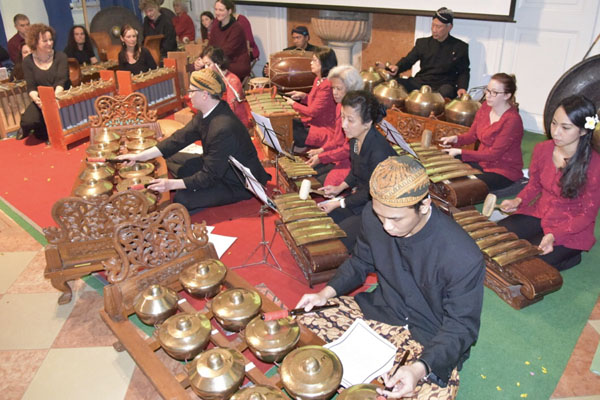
[125,127,155,139]
[73,179,113,198]
[79,162,115,182]
[337,384,380,400]
[211,288,262,332]
[93,127,121,143]
[230,385,287,400]
[118,162,155,179]
[133,284,178,325]
[126,138,157,152]
[157,312,211,360]
[245,316,300,363]
[116,176,153,192]
[280,345,343,400]
[188,347,245,400]
[179,259,227,298]
[405,85,445,117]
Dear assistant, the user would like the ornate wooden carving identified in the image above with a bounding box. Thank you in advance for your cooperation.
[90,93,158,128]
[44,190,151,244]
[103,203,209,283]
[384,107,470,144]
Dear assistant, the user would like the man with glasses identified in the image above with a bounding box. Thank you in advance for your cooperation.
[118,68,271,213]
[388,7,470,99]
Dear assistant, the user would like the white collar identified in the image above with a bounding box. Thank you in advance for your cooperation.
[202,102,219,119]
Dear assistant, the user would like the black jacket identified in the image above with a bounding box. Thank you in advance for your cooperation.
[328,205,484,384]
[396,35,470,90]
[157,101,270,191]
[143,13,177,60]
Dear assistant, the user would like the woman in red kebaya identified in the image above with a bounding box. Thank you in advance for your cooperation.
[285,47,337,153]
[498,95,600,271]
[305,65,363,186]
[440,73,524,191]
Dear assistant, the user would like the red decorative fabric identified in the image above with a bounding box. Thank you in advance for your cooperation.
[516,140,600,250]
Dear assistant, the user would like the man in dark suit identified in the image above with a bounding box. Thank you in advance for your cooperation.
[388,7,470,99]
[119,68,271,213]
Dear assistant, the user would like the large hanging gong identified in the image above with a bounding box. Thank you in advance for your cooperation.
[543,54,600,136]
[90,6,143,45]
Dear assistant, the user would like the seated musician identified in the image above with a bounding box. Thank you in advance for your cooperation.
[194,46,250,127]
[387,7,469,99]
[318,90,396,251]
[18,24,70,141]
[118,68,271,213]
[10,42,31,81]
[440,73,524,192]
[200,11,214,46]
[305,65,363,186]
[118,24,157,75]
[498,95,600,271]
[262,26,318,77]
[140,0,177,62]
[64,25,98,65]
[297,155,484,400]
[284,47,338,153]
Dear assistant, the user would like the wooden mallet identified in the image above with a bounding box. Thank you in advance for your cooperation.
[482,193,500,218]
[421,129,433,149]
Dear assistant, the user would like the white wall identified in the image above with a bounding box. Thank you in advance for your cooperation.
[0,0,48,39]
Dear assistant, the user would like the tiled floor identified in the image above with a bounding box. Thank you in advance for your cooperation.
[1,205,599,399]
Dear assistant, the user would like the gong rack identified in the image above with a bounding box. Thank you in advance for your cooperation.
[116,58,183,118]
[100,205,326,399]
[100,256,323,399]
[383,107,470,145]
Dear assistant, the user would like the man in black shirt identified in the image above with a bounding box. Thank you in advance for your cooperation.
[297,156,484,399]
[118,69,271,213]
[263,26,318,76]
[389,7,470,99]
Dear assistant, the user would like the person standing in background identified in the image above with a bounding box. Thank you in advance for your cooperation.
[172,0,195,44]
[8,14,30,63]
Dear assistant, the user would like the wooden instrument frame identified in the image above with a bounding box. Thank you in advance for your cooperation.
[43,191,152,305]
[384,107,471,144]
[100,204,327,399]
[40,70,116,151]
[116,58,182,117]
[0,81,30,138]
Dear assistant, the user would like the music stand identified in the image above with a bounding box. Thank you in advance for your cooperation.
[251,111,294,190]
[228,155,283,272]
[379,119,417,158]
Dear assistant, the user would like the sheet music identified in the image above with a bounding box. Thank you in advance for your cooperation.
[324,318,397,388]
[228,155,276,211]
[251,111,284,153]
[380,119,417,158]
[179,143,203,155]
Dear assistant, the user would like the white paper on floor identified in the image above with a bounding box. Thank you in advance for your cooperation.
[206,226,236,258]
[324,318,397,388]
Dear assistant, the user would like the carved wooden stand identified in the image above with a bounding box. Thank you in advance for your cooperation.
[383,107,470,144]
[44,191,152,305]
[100,203,325,399]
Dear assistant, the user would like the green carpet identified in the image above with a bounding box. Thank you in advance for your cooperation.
[458,131,600,399]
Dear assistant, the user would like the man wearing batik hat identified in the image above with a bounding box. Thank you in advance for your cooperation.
[296,156,484,399]
[388,7,470,99]
[119,68,271,212]
[263,25,319,76]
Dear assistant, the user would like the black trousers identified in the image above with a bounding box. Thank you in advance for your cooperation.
[329,206,363,252]
[396,77,457,99]
[292,118,309,148]
[497,213,582,271]
[20,103,48,140]
[463,160,515,192]
[167,152,252,213]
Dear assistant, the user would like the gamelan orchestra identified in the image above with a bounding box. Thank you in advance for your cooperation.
[2,1,600,399]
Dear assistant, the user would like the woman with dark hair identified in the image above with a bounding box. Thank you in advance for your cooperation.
[200,11,214,44]
[64,25,98,65]
[285,47,338,152]
[10,42,31,81]
[440,73,524,191]
[208,0,251,81]
[317,90,397,251]
[118,24,157,75]
[196,45,250,126]
[498,95,600,271]
[18,23,70,141]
